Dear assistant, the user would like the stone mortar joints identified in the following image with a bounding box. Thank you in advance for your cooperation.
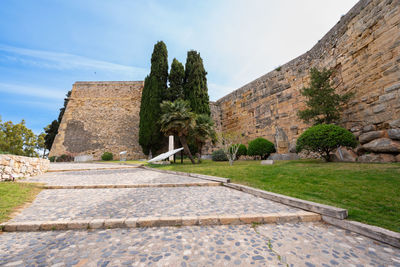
[143,167,400,248]
[0,211,320,232]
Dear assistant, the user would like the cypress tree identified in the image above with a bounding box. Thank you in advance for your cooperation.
[166,58,185,101]
[184,50,210,115]
[139,41,169,156]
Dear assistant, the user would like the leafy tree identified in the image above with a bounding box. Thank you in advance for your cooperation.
[166,58,185,101]
[36,132,47,158]
[296,124,357,162]
[0,119,38,157]
[184,50,210,115]
[44,120,59,151]
[159,99,196,164]
[298,68,353,125]
[217,132,242,166]
[139,41,169,156]
[247,137,275,159]
[191,114,216,163]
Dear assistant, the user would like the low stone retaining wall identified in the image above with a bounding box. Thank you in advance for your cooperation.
[0,154,50,181]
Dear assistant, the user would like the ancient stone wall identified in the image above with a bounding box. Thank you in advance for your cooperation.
[210,0,400,159]
[0,154,49,181]
[49,81,145,160]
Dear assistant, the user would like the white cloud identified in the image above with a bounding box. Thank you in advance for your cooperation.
[0,44,148,79]
[0,82,65,99]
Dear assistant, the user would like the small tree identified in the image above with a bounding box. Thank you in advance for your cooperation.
[298,68,353,125]
[296,124,357,162]
[159,99,196,164]
[231,144,247,159]
[247,138,275,159]
[44,120,59,152]
[218,132,242,166]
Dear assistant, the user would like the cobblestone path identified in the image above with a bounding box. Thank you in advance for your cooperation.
[1,163,399,266]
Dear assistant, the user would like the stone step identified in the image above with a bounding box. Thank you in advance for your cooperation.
[0,211,321,232]
[40,182,221,189]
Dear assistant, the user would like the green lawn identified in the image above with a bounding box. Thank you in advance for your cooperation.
[150,159,400,232]
[0,182,42,223]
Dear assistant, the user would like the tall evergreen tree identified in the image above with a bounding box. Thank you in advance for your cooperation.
[139,41,169,156]
[166,58,185,101]
[44,90,71,152]
[184,50,210,115]
[298,68,353,125]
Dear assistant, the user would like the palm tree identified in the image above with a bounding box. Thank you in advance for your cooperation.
[159,99,196,164]
[191,114,216,163]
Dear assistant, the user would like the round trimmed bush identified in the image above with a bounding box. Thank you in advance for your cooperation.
[296,124,357,162]
[247,138,275,159]
[48,156,56,162]
[101,152,113,161]
[211,149,228,161]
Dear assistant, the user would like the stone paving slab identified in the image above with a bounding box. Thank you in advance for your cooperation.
[26,168,208,186]
[48,162,138,171]
[9,187,301,222]
[1,211,321,231]
[1,223,399,266]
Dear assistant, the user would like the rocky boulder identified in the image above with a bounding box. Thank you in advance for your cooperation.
[267,153,300,161]
[330,147,357,162]
[388,129,400,140]
[358,131,385,144]
[389,119,400,129]
[357,153,396,163]
[362,138,400,153]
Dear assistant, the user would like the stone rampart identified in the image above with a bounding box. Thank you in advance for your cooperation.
[49,81,145,160]
[210,0,400,156]
[0,154,49,181]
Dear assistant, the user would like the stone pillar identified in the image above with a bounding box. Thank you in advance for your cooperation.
[275,127,289,154]
[169,135,174,161]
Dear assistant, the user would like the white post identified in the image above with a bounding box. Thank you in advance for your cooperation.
[169,135,174,161]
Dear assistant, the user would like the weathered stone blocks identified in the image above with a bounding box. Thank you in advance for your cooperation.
[0,154,49,181]
[363,138,400,153]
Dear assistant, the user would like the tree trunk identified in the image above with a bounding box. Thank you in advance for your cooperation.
[179,135,196,164]
[196,142,203,164]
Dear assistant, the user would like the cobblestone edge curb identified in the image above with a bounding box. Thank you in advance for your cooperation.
[322,216,400,248]
[39,182,221,189]
[140,166,230,183]
[0,211,321,232]
[224,183,348,219]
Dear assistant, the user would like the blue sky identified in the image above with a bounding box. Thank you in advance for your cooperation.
[0,0,358,134]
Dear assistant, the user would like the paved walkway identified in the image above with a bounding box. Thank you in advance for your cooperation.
[1,163,399,266]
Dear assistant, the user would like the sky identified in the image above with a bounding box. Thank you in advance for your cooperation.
[0,0,358,134]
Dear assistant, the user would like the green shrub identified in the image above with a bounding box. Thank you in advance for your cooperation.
[48,156,56,162]
[56,154,73,162]
[230,144,247,159]
[101,152,113,161]
[247,138,275,159]
[211,149,228,161]
[296,124,357,162]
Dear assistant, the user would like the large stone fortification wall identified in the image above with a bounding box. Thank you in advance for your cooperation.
[52,0,400,161]
[210,0,400,156]
[49,81,145,160]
